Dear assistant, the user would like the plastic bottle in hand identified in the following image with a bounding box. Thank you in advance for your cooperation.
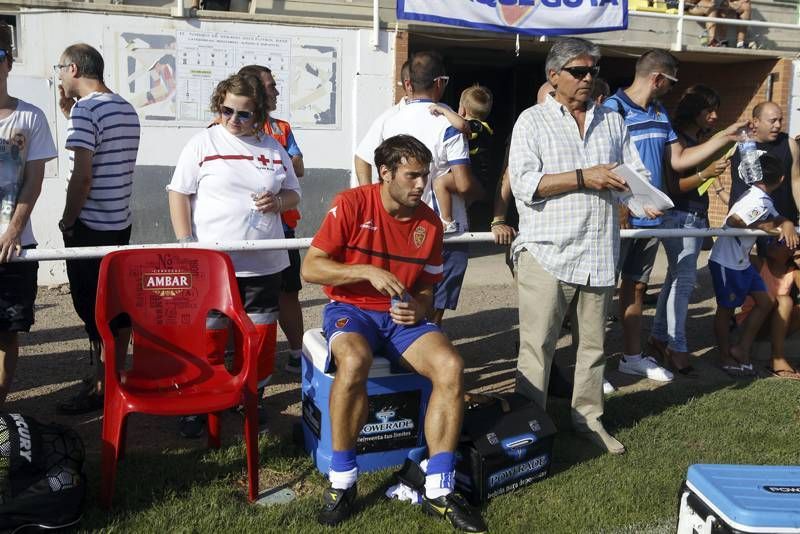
[737,127,762,185]
[248,188,274,233]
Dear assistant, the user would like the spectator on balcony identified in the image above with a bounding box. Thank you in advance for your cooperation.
[708,0,755,48]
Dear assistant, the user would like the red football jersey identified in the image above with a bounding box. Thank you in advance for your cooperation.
[311,184,444,311]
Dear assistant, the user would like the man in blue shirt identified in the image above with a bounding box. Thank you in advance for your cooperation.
[604,49,743,382]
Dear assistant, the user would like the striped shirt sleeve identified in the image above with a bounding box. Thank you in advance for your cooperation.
[65,102,97,152]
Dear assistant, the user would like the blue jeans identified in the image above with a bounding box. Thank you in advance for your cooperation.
[651,210,707,353]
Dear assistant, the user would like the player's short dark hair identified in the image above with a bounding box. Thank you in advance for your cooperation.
[238,64,271,77]
[374,135,432,175]
[759,153,784,187]
[62,43,104,81]
[635,48,678,78]
[409,51,446,92]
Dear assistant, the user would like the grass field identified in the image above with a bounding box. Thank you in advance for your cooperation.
[78,376,800,533]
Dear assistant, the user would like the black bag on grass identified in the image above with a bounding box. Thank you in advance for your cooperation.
[0,413,85,531]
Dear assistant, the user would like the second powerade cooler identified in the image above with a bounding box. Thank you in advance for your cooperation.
[677,464,800,533]
[300,329,433,474]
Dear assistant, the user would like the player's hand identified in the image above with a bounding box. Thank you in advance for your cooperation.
[583,163,629,192]
[491,223,516,245]
[363,265,406,297]
[390,296,425,325]
[58,85,76,118]
[779,221,799,250]
[643,206,663,219]
[701,157,730,178]
[0,228,22,264]
[253,191,281,213]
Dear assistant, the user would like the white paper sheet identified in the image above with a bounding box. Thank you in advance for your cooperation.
[611,164,674,219]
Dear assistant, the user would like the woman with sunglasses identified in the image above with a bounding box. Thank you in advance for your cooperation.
[167,73,300,438]
[649,85,730,376]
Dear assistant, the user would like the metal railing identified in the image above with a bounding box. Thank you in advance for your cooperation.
[631,0,800,51]
[11,228,787,262]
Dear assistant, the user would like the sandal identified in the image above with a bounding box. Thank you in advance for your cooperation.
[769,368,800,381]
[57,378,104,415]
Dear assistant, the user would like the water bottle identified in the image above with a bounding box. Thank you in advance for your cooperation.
[248,188,273,233]
[737,128,762,185]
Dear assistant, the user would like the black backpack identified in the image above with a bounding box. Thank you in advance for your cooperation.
[0,413,86,532]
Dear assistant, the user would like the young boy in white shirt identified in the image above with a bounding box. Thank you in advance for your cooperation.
[709,153,799,376]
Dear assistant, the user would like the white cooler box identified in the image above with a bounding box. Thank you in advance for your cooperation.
[678,464,800,533]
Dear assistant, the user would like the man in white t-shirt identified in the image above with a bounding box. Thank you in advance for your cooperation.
[353,60,412,187]
[0,23,58,406]
[369,52,483,325]
[709,153,798,377]
[55,43,141,415]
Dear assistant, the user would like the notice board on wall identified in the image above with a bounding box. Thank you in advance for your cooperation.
[111,27,341,130]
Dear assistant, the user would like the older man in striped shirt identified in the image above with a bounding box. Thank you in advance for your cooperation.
[55,43,140,414]
[508,37,655,455]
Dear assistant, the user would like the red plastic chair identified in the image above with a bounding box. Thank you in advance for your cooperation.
[96,248,261,508]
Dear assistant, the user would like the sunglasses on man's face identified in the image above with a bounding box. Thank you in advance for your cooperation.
[220,105,253,121]
[561,65,600,80]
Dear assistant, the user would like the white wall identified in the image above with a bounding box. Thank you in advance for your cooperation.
[790,59,800,138]
[10,8,396,284]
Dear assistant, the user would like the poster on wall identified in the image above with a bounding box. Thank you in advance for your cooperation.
[175,30,291,124]
[112,28,341,129]
[290,36,341,129]
[117,32,178,122]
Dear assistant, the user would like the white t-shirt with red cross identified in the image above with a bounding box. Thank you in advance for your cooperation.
[168,124,301,277]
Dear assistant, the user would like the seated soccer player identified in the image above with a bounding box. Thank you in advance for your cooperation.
[301,135,487,532]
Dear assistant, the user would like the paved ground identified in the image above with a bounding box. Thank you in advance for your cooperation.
[5,244,785,455]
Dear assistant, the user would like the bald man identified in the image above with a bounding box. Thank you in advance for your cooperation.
[730,102,800,223]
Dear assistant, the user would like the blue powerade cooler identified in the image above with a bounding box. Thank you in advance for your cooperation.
[300,329,432,474]
[677,464,800,533]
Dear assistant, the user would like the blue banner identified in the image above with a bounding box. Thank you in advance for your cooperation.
[397,0,628,36]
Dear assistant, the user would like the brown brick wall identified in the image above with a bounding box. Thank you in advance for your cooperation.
[394,30,409,104]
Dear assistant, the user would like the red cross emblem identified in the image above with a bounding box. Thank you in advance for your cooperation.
[258,154,270,166]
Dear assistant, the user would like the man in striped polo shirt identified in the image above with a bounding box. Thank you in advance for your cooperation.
[55,43,141,414]
[604,49,742,383]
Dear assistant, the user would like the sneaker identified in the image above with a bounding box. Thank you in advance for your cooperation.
[318,483,357,526]
[285,352,301,374]
[441,219,459,234]
[603,379,616,395]
[422,492,488,533]
[618,355,674,382]
[179,415,206,438]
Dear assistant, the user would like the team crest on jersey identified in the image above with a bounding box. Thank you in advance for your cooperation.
[749,208,761,220]
[413,226,426,248]
[335,317,349,328]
